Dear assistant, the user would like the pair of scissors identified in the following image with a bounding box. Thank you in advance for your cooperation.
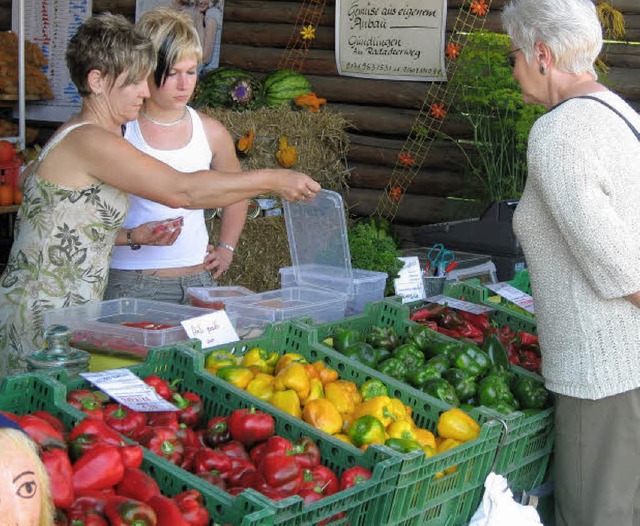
[425,243,455,276]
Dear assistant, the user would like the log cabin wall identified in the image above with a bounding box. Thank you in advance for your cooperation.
[1,0,639,245]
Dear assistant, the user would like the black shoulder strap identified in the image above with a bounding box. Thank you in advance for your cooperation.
[574,95,640,141]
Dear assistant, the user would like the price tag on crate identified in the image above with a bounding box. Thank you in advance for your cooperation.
[393,256,426,302]
[181,310,239,348]
[485,282,536,314]
[80,369,179,412]
[431,296,495,314]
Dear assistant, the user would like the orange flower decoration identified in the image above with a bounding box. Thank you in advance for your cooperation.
[398,152,415,167]
[470,0,489,16]
[430,103,447,119]
[446,43,462,61]
[390,186,403,202]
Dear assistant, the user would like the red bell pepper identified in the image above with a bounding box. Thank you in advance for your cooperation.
[103,495,157,526]
[67,390,105,415]
[172,391,204,429]
[203,416,231,447]
[290,436,321,470]
[41,448,75,510]
[179,445,198,472]
[228,407,275,446]
[145,411,180,430]
[148,495,189,526]
[119,444,144,470]
[103,404,148,438]
[196,471,227,491]
[250,435,292,467]
[138,426,184,465]
[339,466,372,490]
[176,425,200,449]
[67,492,110,525]
[254,484,290,501]
[226,458,264,489]
[298,487,324,505]
[115,468,161,503]
[72,445,125,492]
[69,418,124,447]
[173,490,210,526]
[193,447,232,477]
[217,440,250,462]
[258,451,303,495]
[143,376,175,401]
[300,465,339,496]
[19,413,66,450]
[30,410,66,433]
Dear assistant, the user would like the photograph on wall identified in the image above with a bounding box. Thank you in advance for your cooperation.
[136,0,225,72]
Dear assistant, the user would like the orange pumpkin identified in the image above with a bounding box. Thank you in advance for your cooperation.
[0,183,13,206]
[12,186,22,204]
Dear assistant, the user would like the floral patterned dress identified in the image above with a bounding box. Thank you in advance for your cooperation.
[0,123,128,375]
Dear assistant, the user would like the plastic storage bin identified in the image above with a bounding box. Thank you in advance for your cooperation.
[186,285,254,309]
[279,264,387,315]
[43,298,213,362]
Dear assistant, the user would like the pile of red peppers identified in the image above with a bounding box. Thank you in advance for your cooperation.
[409,302,541,374]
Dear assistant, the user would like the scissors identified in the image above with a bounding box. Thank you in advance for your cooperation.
[425,243,455,275]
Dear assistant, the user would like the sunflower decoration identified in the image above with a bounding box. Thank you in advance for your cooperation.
[430,103,447,119]
[300,24,317,40]
[445,43,462,61]
[470,0,489,16]
[389,186,403,202]
[397,152,415,167]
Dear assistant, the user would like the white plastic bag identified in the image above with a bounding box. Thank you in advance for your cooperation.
[469,472,543,526]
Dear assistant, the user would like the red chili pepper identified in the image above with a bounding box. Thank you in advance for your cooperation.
[193,447,233,477]
[457,322,485,340]
[119,444,144,470]
[300,465,339,496]
[228,407,275,446]
[30,410,66,433]
[409,303,446,321]
[416,320,439,331]
[517,331,539,346]
[19,414,67,450]
[458,310,491,332]
[172,392,204,429]
[173,490,210,526]
[148,495,189,526]
[115,467,161,503]
[103,404,148,438]
[203,416,231,447]
[289,436,321,470]
[103,495,157,526]
[138,426,184,465]
[41,448,75,510]
[440,309,466,329]
[143,376,174,401]
[72,445,125,492]
[259,451,303,495]
[339,466,373,490]
[434,326,463,339]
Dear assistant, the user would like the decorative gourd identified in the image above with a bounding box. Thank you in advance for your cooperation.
[193,67,264,110]
[275,137,297,168]
[236,130,255,157]
[293,92,327,113]
[263,70,312,108]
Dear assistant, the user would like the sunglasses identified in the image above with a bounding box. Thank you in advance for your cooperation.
[506,48,521,68]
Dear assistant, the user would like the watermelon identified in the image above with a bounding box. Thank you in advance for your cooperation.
[263,70,312,108]
[193,66,264,110]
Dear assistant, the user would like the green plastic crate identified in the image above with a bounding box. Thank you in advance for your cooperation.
[0,372,275,526]
[63,343,402,526]
[202,317,503,526]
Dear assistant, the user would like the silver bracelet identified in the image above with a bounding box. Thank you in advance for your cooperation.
[216,241,235,253]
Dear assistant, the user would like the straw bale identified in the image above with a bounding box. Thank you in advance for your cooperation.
[203,106,352,292]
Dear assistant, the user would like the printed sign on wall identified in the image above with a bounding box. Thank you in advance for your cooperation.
[335,0,447,81]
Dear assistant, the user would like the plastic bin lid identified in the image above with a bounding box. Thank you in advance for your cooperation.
[283,189,354,297]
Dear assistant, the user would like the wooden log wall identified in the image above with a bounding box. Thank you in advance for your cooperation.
[1,0,639,243]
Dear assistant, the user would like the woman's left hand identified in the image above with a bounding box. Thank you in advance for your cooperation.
[204,243,233,279]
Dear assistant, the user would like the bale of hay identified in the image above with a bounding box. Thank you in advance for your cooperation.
[204,106,352,292]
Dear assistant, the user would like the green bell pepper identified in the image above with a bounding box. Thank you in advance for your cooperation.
[421,378,460,407]
[366,326,399,351]
[332,327,360,353]
[442,368,477,402]
[425,355,450,374]
[408,364,441,389]
[423,340,461,359]
[485,365,515,386]
[477,376,518,412]
[483,333,511,371]
[452,344,491,377]
[360,378,389,401]
[488,401,518,414]
[377,358,408,382]
[393,342,425,369]
[407,324,440,352]
[512,377,549,410]
[343,342,381,369]
[385,438,423,454]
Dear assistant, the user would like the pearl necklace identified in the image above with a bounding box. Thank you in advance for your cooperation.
[140,108,188,127]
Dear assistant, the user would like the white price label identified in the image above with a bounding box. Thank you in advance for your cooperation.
[80,369,178,412]
[393,257,426,303]
[432,296,495,314]
[485,282,535,314]
[181,310,239,348]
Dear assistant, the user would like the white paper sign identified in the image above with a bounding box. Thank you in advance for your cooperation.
[431,296,495,315]
[80,369,178,412]
[486,282,535,314]
[393,256,426,303]
[181,310,239,348]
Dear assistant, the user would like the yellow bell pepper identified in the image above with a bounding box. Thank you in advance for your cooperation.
[275,353,308,375]
[302,398,343,435]
[240,347,279,375]
[270,389,302,419]
[388,398,410,422]
[386,420,418,441]
[302,377,324,405]
[333,433,354,446]
[312,361,339,385]
[205,350,238,373]
[324,380,362,415]
[437,437,462,475]
[274,362,310,400]
[437,408,481,443]
[216,365,255,389]
[351,396,397,428]
[245,373,276,402]
[422,444,437,458]
[414,428,437,451]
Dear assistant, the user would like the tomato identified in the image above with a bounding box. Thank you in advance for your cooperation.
[120,321,175,330]
[0,140,15,163]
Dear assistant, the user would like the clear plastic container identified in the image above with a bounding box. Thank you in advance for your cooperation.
[186,286,254,310]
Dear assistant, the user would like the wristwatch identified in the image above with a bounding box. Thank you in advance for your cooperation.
[126,229,141,250]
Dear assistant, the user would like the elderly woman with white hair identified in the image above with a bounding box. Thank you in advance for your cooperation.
[502,0,640,525]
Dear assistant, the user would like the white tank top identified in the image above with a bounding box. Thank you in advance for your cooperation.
[110,106,212,270]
